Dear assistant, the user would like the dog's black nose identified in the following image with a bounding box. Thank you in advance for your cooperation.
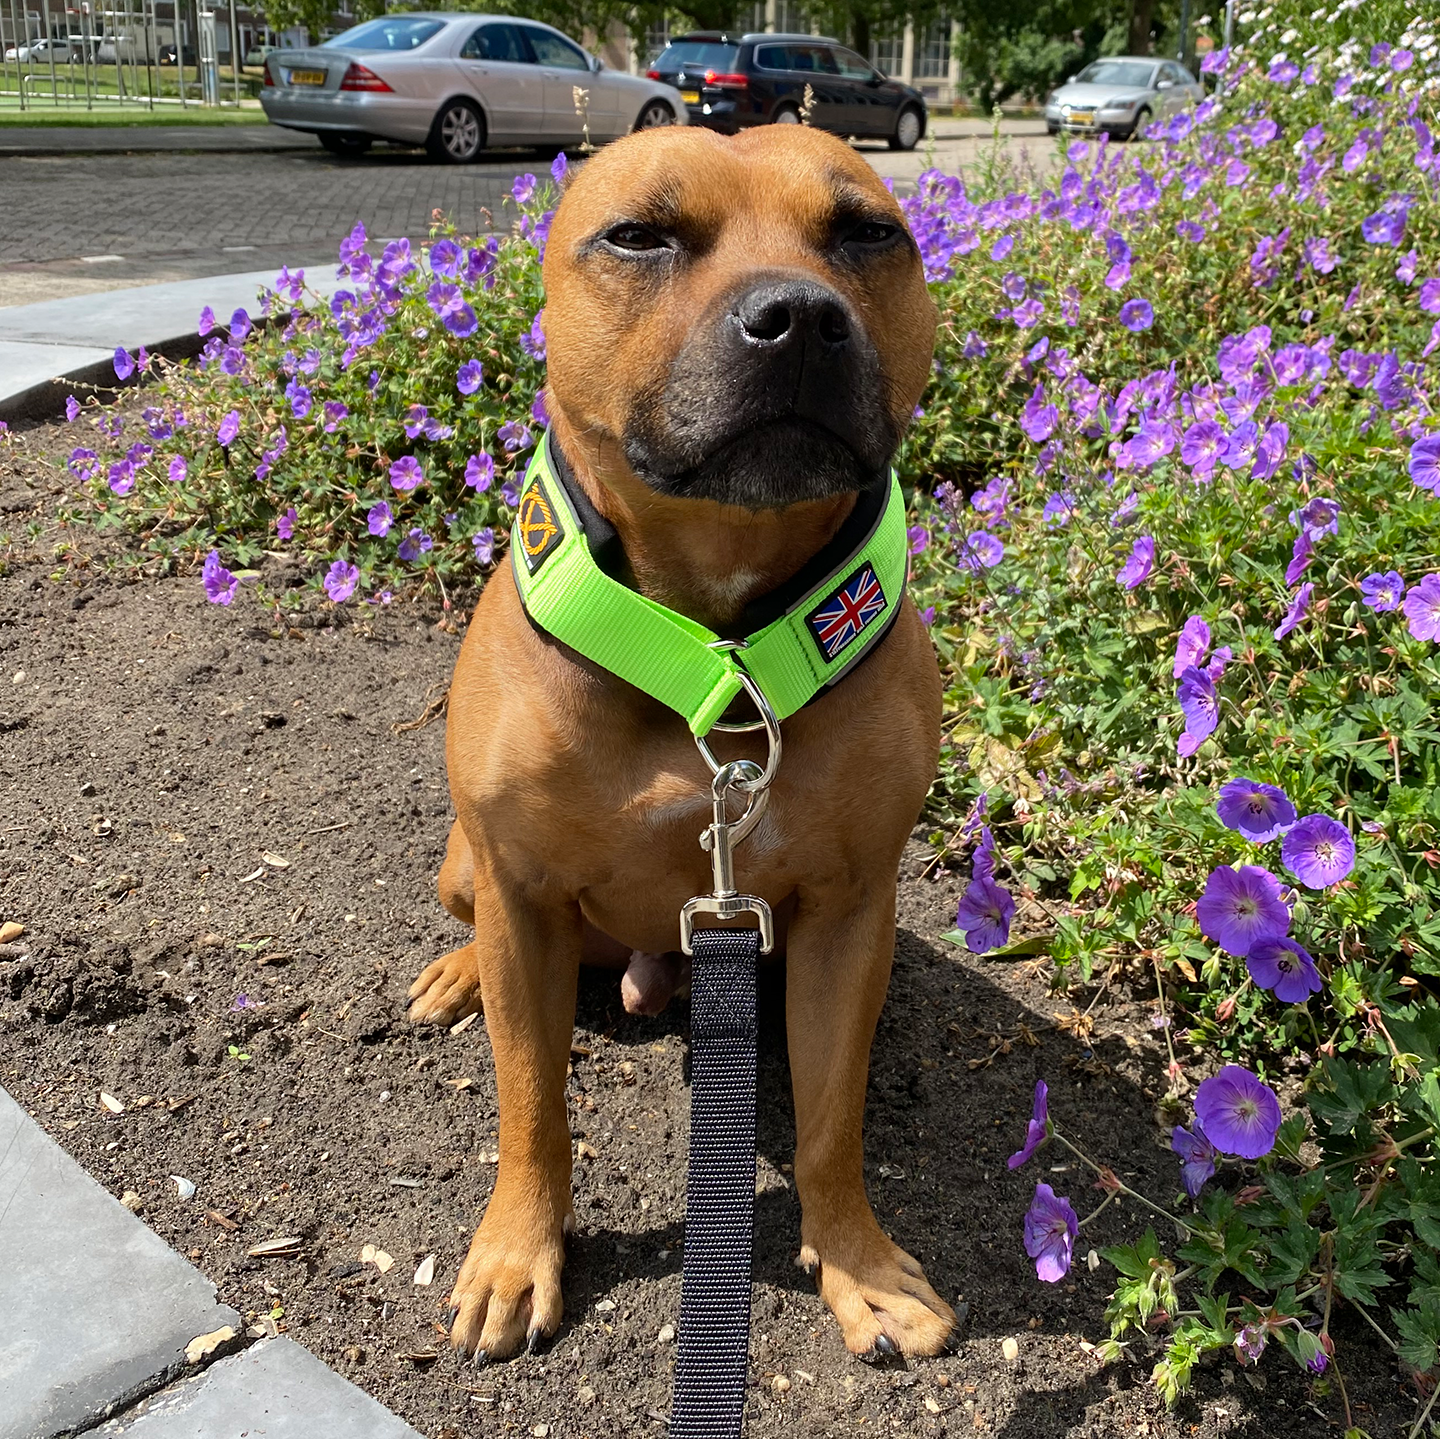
[734,280,851,349]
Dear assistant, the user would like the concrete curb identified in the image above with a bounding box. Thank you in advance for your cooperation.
[0,269,346,427]
[0,1084,423,1439]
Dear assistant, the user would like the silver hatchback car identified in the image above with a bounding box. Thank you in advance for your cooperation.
[260,12,687,162]
[1044,56,1203,141]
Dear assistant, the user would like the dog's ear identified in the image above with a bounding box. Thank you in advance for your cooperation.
[541,127,935,510]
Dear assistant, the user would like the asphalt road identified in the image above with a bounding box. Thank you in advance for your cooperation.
[0,120,1054,307]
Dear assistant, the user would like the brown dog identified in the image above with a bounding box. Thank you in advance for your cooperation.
[407,122,952,1366]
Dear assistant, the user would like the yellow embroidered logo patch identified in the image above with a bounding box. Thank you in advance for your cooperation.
[516,477,564,574]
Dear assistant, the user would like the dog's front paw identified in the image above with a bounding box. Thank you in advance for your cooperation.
[407,944,483,1026]
[799,1219,956,1360]
[447,1195,573,1362]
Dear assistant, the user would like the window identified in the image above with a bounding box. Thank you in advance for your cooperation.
[1075,59,1156,88]
[870,31,902,77]
[756,43,834,72]
[831,45,876,80]
[1160,62,1185,83]
[773,0,807,32]
[322,17,443,51]
[524,26,590,70]
[656,41,739,71]
[917,17,950,80]
[460,23,529,63]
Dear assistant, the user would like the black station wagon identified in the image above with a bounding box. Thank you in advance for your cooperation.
[647,31,927,150]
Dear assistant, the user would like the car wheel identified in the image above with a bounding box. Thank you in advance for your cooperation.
[634,99,674,131]
[1046,121,1059,135]
[427,99,485,164]
[888,104,923,151]
[772,103,802,124]
[1131,105,1152,140]
[319,132,373,158]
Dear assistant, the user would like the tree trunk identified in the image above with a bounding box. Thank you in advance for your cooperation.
[1128,0,1156,53]
[851,9,870,63]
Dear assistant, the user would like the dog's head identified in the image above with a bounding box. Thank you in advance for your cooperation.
[542,125,936,511]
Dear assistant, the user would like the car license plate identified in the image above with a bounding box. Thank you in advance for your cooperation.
[1068,109,1095,125]
[289,68,325,86]
[680,89,700,103]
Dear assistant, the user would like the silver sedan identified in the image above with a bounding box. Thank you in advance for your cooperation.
[260,12,687,162]
[1044,56,1203,141]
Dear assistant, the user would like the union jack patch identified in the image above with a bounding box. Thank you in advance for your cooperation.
[806,562,887,663]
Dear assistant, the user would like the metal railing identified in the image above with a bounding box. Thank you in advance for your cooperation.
[0,0,256,111]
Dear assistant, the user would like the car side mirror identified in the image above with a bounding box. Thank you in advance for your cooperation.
[1157,79,1174,89]
[590,54,603,72]
[1066,74,1076,83]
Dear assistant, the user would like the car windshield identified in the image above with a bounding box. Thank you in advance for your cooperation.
[654,41,739,71]
[323,17,444,51]
[1075,60,1155,88]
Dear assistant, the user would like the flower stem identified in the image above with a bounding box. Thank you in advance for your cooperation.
[1053,1132,1193,1236]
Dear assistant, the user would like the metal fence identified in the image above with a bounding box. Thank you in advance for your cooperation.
[0,0,261,111]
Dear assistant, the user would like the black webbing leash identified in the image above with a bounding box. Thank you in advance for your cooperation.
[670,925,761,1439]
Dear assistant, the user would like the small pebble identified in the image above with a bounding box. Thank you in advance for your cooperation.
[657,1323,675,1345]
[1002,1336,1020,1364]
[0,921,25,944]
[577,1386,596,1406]
[772,1375,791,1394]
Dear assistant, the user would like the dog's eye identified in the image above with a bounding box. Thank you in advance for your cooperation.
[603,223,669,253]
[843,220,901,247]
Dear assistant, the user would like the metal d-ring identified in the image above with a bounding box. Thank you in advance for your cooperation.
[694,647,782,794]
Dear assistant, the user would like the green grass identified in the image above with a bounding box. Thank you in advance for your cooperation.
[0,102,270,126]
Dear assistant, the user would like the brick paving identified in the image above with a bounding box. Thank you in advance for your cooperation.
[0,148,539,265]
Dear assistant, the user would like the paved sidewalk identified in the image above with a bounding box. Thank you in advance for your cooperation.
[0,267,345,424]
[0,1084,422,1439]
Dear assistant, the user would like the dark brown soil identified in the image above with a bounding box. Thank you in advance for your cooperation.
[0,418,1416,1438]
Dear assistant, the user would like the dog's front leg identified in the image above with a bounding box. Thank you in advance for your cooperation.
[447,855,582,1363]
[786,888,956,1359]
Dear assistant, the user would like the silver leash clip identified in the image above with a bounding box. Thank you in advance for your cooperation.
[680,647,781,956]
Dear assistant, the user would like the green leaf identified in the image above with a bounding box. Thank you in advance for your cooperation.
[1101,1228,1162,1280]
[1307,1057,1394,1138]
[1392,1298,1440,1374]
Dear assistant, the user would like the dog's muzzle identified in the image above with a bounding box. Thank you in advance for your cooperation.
[623,275,899,510]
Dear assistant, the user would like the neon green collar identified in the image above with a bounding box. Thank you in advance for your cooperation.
[510,431,908,737]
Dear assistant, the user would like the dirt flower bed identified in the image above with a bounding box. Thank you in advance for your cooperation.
[0,418,1415,1437]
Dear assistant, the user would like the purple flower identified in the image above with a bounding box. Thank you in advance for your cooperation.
[286,382,312,420]
[113,347,135,381]
[1217,778,1297,843]
[1197,865,1289,957]
[390,455,423,492]
[531,392,549,427]
[497,420,533,455]
[1042,490,1075,526]
[1247,935,1323,1002]
[955,874,1014,954]
[1174,616,1210,677]
[429,238,461,278]
[216,410,240,446]
[276,506,297,540]
[520,312,547,361]
[1405,574,1440,640]
[1181,420,1226,476]
[1360,571,1404,612]
[551,152,568,185]
[907,525,929,556]
[1194,1065,1282,1159]
[1020,383,1057,443]
[1409,436,1440,493]
[202,550,238,605]
[512,172,537,204]
[219,346,245,377]
[197,305,215,337]
[229,308,252,343]
[1420,279,1440,315]
[1176,666,1218,756]
[1286,532,1313,586]
[1023,1184,1077,1283]
[472,527,496,566]
[107,460,134,496]
[961,331,988,359]
[168,455,187,484]
[403,404,429,440]
[1291,496,1339,540]
[1362,199,1410,247]
[1116,536,1154,590]
[1008,1080,1049,1169]
[457,359,483,395]
[1176,220,1204,243]
[1282,814,1355,889]
[65,395,81,422]
[961,531,1004,570]
[1274,583,1313,641]
[324,559,360,603]
[367,501,393,537]
[1236,1323,1267,1364]
[1171,1124,1218,1198]
[1119,298,1153,332]
[323,401,348,433]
